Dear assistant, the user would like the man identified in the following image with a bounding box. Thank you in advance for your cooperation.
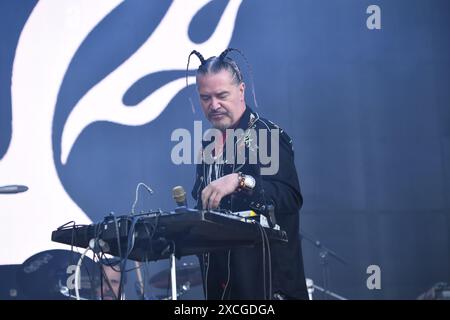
[189,48,308,300]
[96,260,123,300]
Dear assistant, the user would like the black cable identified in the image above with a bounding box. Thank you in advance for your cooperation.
[113,215,126,300]
[119,214,150,298]
[220,48,259,109]
[261,225,272,300]
[143,223,155,259]
[117,215,139,299]
[100,212,162,299]
[66,221,76,260]
[102,265,119,300]
[113,216,125,298]
[113,215,123,261]
[141,214,163,300]
[98,252,140,272]
[67,221,99,300]
[79,256,95,300]
[255,222,267,300]
[141,223,154,300]
[100,264,104,300]
[68,221,77,267]
[203,253,210,301]
[93,251,118,300]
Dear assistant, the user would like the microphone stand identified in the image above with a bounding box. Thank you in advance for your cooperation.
[299,230,348,300]
[309,281,348,300]
[167,241,178,300]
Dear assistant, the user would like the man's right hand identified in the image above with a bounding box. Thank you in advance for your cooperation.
[201,173,239,209]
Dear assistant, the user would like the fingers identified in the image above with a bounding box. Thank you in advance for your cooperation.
[201,187,209,210]
[202,186,213,209]
[209,191,221,209]
[201,186,222,210]
[201,174,238,210]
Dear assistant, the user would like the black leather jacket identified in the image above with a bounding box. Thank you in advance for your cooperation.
[191,106,308,300]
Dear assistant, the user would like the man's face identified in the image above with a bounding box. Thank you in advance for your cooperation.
[197,69,246,131]
[97,266,121,300]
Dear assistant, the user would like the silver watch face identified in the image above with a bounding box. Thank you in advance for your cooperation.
[245,175,256,189]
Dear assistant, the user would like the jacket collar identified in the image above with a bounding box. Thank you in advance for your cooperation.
[235,105,253,130]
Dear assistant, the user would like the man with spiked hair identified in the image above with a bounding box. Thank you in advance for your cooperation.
[189,48,308,300]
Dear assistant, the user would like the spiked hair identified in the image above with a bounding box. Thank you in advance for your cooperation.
[186,48,258,109]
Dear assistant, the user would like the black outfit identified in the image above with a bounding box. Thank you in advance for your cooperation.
[191,107,308,300]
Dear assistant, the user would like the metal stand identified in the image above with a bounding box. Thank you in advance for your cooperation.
[319,250,330,300]
[300,231,348,300]
[170,252,177,300]
[306,278,347,300]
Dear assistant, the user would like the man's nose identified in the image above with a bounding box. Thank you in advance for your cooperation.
[210,98,221,111]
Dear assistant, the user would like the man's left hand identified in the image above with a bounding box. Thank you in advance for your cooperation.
[201,173,239,210]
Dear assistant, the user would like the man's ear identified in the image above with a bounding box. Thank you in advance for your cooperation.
[240,82,246,100]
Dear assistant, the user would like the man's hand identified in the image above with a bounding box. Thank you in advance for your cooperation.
[201,173,239,210]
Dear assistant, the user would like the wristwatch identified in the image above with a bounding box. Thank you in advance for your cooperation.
[237,172,256,191]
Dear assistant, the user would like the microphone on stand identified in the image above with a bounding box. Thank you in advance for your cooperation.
[172,186,187,208]
[172,186,196,213]
[0,185,29,194]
